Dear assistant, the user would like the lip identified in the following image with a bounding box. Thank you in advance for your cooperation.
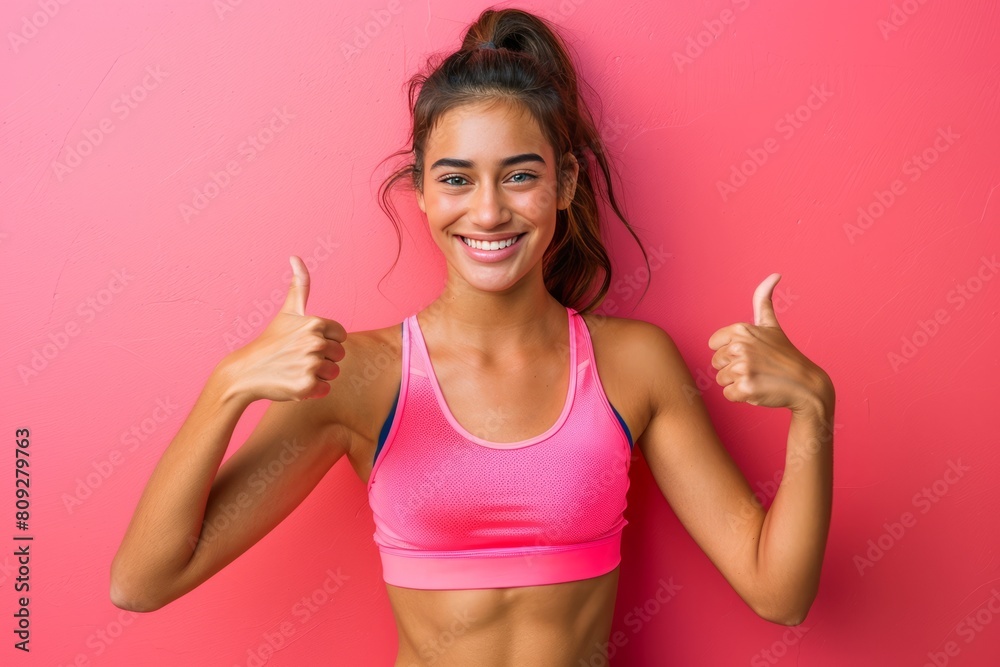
[456,233,525,263]
[458,233,522,241]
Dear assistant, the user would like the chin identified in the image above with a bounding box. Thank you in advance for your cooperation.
[459,274,521,293]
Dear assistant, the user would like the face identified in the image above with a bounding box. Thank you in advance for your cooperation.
[415,99,578,294]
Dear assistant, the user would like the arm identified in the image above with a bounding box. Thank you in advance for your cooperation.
[109,356,350,612]
[110,255,355,613]
[630,321,833,625]
[755,394,834,624]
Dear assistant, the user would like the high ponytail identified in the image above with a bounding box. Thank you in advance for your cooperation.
[377,7,650,314]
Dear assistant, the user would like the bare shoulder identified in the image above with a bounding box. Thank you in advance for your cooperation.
[580,312,681,375]
[313,321,403,444]
[580,312,688,439]
[581,311,674,346]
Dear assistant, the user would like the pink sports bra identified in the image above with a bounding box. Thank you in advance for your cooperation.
[366,306,634,590]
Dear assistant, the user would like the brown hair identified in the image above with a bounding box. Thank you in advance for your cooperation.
[377,6,649,314]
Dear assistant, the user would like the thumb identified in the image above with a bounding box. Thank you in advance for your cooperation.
[752,273,782,328]
[280,256,310,315]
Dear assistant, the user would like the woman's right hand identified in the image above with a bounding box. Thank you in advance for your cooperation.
[223,256,347,403]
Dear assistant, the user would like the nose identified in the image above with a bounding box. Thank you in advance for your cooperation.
[467,182,509,228]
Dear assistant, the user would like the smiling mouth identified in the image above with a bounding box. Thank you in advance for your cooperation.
[458,233,525,250]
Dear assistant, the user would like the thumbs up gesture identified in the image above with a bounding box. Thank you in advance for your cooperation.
[707,274,833,414]
[225,256,347,403]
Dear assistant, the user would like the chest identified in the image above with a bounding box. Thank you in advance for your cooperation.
[432,355,572,444]
[350,315,648,487]
[369,366,633,551]
[423,323,644,447]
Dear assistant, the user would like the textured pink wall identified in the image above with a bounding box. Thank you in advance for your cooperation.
[2,0,998,665]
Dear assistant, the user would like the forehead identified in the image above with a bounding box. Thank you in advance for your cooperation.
[426,99,552,162]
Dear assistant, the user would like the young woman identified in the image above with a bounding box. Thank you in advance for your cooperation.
[110,8,835,666]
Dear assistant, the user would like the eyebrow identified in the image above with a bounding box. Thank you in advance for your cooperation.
[429,153,546,171]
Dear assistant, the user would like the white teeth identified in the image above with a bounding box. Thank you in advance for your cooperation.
[462,235,519,250]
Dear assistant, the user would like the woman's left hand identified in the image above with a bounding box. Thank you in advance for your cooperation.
[708,273,834,414]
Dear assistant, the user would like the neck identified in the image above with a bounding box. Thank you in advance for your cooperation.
[419,265,567,355]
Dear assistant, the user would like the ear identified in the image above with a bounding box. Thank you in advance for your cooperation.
[558,152,580,210]
[416,185,425,213]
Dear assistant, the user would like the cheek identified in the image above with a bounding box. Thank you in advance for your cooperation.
[426,192,461,218]
[530,185,559,214]
[517,186,558,219]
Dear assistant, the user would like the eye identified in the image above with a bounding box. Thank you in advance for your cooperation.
[438,172,537,187]
[440,175,469,187]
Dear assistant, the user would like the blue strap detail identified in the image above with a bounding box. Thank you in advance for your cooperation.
[610,403,634,449]
[374,321,405,466]
[375,383,400,465]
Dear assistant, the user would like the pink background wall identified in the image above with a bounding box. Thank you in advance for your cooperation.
[2,0,998,665]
